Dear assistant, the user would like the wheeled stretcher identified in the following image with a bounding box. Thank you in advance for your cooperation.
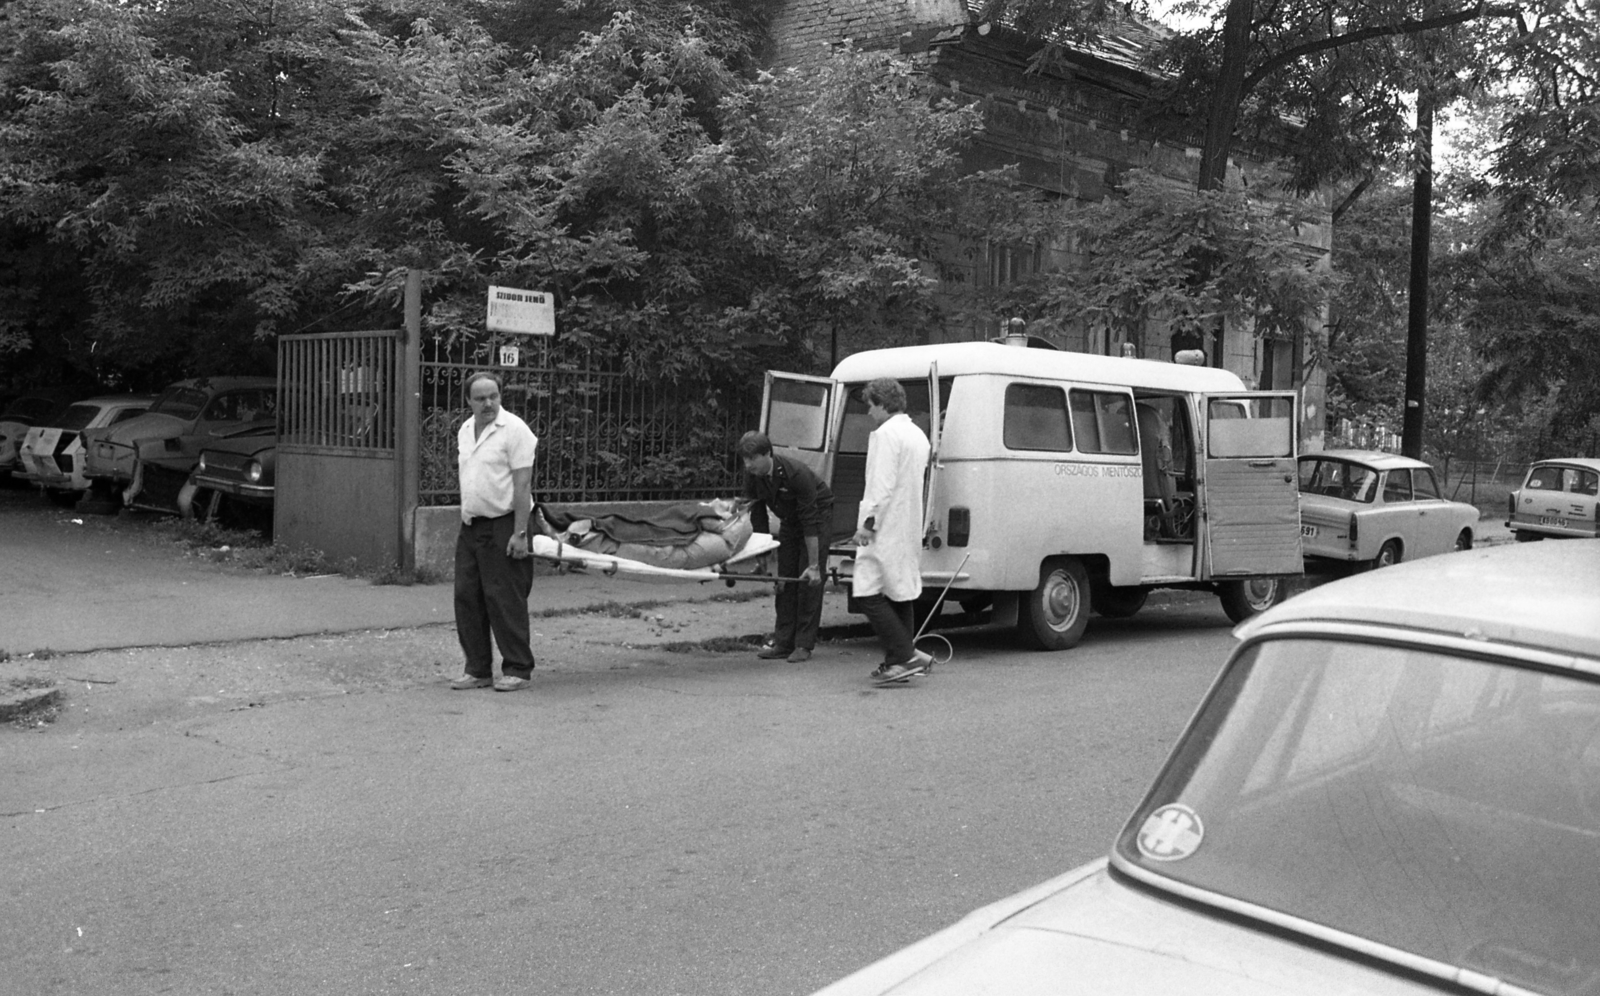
[530,499,787,584]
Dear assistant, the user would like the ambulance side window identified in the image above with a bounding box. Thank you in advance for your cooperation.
[1069,390,1137,455]
[1003,384,1072,451]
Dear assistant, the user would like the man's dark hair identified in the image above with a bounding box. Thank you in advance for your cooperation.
[736,430,772,459]
[864,377,906,413]
[464,371,503,398]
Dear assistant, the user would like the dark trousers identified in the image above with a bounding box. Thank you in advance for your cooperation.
[454,514,535,679]
[772,526,830,652]
[856,592,915,665]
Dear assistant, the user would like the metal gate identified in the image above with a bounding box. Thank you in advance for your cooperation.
[275,329,403,567]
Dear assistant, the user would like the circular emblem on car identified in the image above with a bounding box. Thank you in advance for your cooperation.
[1136,803,1204,862]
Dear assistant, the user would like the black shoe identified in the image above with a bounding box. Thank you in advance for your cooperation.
[757,645,793,660]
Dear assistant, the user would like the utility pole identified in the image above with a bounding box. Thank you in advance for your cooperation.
[1401,89,1434,458]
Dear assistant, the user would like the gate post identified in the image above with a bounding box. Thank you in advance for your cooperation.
[398,269,422,572]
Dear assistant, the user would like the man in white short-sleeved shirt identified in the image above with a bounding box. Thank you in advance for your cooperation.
[451,371,539,692]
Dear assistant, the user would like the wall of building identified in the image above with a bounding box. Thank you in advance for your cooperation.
[766,2,1331,449]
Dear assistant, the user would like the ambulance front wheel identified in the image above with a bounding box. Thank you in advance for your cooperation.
[1018,557,1090,651]
[1218,577,1284,624]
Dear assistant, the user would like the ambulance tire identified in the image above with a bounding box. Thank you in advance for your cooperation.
[1093,585,1147,619]
[1018,557,1090,651]
[1218,578,1284,624]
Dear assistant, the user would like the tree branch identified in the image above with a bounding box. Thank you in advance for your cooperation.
[1242,3,1523,94]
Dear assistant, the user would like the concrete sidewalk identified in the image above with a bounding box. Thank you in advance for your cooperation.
[4,485,1514,658]
[2,498,812,656]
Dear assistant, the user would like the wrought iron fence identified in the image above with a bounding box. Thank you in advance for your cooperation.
[418,335,756,505]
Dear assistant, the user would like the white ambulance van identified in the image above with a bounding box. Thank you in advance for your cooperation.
[760,337,1303,650]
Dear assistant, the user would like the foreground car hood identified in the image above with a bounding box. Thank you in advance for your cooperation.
[816,862,1440,996]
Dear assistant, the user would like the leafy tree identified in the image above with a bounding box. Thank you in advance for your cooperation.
[1006,168,1337,357]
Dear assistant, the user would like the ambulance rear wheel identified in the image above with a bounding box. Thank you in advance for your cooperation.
[1018,557,1090,650]
[1094,585,1147,619]
[1218,577,1284,624]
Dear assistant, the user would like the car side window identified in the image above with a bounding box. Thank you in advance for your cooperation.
[200,393,235,422]
[1003,383,1072,452]
[1578,471,1599,497]
[112,408,147,425]
[1383,468,1413,502]
[235,390,274,423]
[1413,468,1441,499]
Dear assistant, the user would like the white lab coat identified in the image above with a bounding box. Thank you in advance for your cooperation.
[854,412,929,601]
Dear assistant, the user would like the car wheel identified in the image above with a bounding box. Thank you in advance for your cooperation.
[1218,577,1284,624]
[1093,585,1148,619]
[1017,557,1090,650]
[1514,530,1543,543]
[1453,529,1473,552]
[45,488,81,508]
[1372,539,1402,569]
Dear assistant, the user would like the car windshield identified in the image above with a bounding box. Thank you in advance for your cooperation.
[1298,457,1378,502]
[149,385,208,419]
[52,404,102,431]
[1115,638,1600,995]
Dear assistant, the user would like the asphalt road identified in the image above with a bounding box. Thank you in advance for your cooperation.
[5,619,1235,996]
[0,483,1245,996]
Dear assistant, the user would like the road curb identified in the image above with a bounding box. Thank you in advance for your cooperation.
[0,681,62,722]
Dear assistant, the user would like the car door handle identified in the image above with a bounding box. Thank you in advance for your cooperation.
[1248,459,1276,468]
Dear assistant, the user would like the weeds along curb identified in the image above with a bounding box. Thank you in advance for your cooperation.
[1,680,63,725]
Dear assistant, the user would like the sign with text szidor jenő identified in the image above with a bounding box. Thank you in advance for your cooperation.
[486,286,555,336]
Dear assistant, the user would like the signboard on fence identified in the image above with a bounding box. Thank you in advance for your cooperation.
[486,286,555,336]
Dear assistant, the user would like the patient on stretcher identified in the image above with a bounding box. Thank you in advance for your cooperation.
[534,498,759,571]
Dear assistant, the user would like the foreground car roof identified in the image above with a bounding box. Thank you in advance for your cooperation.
[1298,448,1432,471]
[1236,540,1600,659]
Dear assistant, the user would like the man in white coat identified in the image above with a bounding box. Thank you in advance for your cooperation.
[851,377,933,685]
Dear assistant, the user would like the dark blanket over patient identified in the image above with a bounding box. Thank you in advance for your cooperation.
[535,499,758,570]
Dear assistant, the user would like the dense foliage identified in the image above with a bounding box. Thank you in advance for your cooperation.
[0,0,1019,393]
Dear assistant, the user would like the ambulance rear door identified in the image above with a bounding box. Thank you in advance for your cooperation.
[1199,392,1303,578]
[759,371,845,482]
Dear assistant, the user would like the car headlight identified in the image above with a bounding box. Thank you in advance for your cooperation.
[246,461,262,483]
[197,454,207,473]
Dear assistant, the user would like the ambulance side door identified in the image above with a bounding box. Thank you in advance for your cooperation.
[1199,392,1303,578]
[759,371,844,482]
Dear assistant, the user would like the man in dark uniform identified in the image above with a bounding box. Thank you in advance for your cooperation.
[737,430,833,663]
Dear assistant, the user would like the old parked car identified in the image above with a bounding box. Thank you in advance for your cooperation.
[80,376,276,513]
[0,390,74,478]
[810,540,1600,996]
[184,422,276,531]
[16,395,154,505]
[1296,449,1478,569]
[1507,457,1600,541]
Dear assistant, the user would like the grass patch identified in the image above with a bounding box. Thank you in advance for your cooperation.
[660,634,765,654]
[3,676,62,729]
[370,563,447,587]
[534,599,671,620]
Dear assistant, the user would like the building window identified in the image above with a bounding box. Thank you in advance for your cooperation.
[986,242,1039,287]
